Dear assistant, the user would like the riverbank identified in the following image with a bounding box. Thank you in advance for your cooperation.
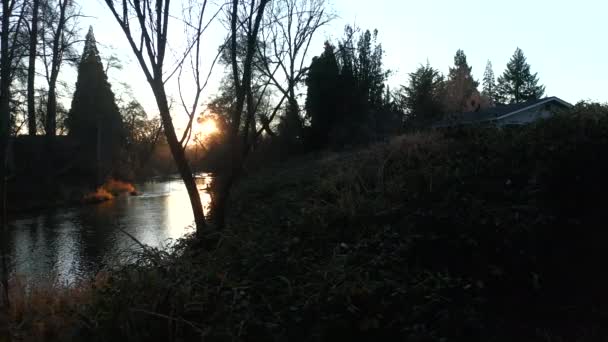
[7,103,608,341]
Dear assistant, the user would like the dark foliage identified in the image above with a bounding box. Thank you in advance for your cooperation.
[496,48,545,104]
[304,27,393,150]
[400,62,445,127]
[443,49,479,113]
[67,103,608,341]
[305,42,340,149]
[67,27,124,186]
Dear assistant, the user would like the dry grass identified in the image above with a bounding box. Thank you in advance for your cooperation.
[7,273,109,341]
[82,179,137,204]
[103,179,136,195]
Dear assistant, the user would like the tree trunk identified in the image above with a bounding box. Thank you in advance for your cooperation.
[152,82,206,236]
[27,0,40,136]
[0,0,13,321]
[45,0,67,137]
[45,82,57,136]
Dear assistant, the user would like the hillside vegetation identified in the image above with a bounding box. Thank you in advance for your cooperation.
[11,103,608,341]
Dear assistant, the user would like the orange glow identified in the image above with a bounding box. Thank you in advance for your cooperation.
[191,115,221,146]
[198,118,218,136]
[83,187,113,203]
[193,116,219,141]
[83,179,137,204]
[103,179,136,195]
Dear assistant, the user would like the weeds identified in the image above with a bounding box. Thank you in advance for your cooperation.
[10,104,608,341]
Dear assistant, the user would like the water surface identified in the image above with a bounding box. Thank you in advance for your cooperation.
[6,174,212,284]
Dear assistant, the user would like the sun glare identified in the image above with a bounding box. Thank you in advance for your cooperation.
[198,118,218,136]
[192,116,219,144]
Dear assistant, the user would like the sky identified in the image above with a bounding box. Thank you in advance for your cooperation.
[75,0,608,128]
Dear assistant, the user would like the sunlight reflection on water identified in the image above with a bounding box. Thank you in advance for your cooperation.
[7,173,214,285]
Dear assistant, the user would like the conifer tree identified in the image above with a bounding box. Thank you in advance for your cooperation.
[67,27,124,185]
[482,60,497,104]
[305,42,340,149]
[401,62,445,126]
[443,49,479,113]
[496,48,545,104]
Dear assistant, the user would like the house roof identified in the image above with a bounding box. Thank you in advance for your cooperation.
[435,96,573,127]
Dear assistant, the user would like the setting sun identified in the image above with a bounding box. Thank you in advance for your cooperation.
[196,118,219,137]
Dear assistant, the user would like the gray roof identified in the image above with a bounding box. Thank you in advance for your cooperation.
[434,96,573,127]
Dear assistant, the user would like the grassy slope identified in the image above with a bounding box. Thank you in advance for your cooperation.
[11,104,608,341]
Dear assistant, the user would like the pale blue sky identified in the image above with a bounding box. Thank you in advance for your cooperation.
[76,0,608,124]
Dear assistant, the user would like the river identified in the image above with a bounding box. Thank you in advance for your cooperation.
[5,174,213,285]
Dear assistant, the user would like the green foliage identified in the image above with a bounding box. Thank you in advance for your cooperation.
[400,62,445,127]
[496,48,545,104]
[481,60,498,104]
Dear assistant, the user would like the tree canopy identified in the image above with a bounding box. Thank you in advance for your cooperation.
[401,62,445,126]
[496,48,545,104]
[482,60,498,105]
[67,27,124,185]
[443,49,479,113]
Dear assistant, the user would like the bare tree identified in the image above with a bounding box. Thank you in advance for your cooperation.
[210,0,269,229]
[0,0,27,324]
[26,0,39,135]
[40,0,79,136]
[104,0,221,236]
[256,0,333,133]
[176,0,225,149]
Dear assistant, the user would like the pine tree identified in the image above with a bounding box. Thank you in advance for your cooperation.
[401,62,445,126]
[482,60,497,104]
[67,27,124,186]
[443,49,479,113]
[496,48,545,104]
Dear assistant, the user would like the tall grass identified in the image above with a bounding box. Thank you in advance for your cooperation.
[6,273,108,341]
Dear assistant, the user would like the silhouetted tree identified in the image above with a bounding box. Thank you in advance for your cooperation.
[496,48,545,104]
[119,99,162,179]
[0,0,28,320]
[331,25,389,145]
[482,60,498,105]
[443,49,479,113]
[105,0,214,235]
[212,0,271,229]
[256,0,334,147]
[400,62,445,127]
[67,27,124,186]
[356,29,388,109]
[41,0,79,136]
[375,85,403,135]
[26,0,40,135]
[304,42,339,148]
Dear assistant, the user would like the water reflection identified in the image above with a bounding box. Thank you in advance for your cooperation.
[7,174,213,285]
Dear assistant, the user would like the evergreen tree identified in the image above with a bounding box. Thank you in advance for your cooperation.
[482,60,498,104]
[496,48,545,104]
[401,62,445,126]
[67,27,124,186]
[335,26,389,144]
[303,26,390,149]
[305,42,340,149]
[355,29,387,109]
[443,49,479,113]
